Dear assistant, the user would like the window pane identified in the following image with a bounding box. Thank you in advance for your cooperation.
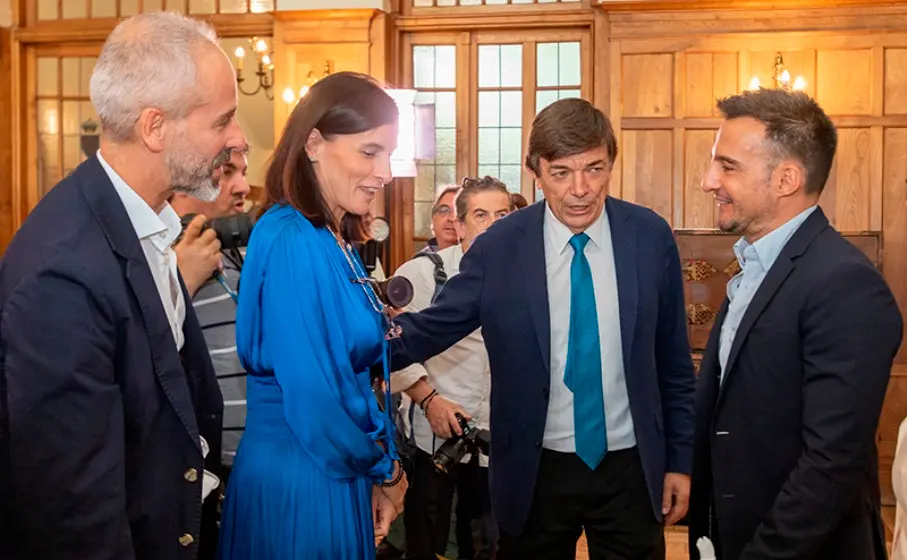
[478,129,500,165]
[39,134,60,195]
[37,58,58,96]
[143,0,164,11]
[415,166,436,203]
[478,91,500,127]
[537,43,558,88]
[500,91,522,127]
[414,201,432,238]
[559,42,581,86]
[478,165,500,180]
[63,136,81,176]
[62,0,87,18]
[436,0,456,5]
[501,45,522,87]
[499,128,522,165]
[536,90,558,114]
[189,0,218,14]
[91,0,117,18]
[249,0,273,12]
[460,0,482,5]
[413,0,433,5]
[414,46,435,89]
[62,101,80,136]
[436,165,456,188]
[38,100,59,134]
[435,46,456,89]
[435,128,456,165]
[120,0,140,16]
[219,0,245,12]
[165,0,187,12]
[435,92,456,129]
[560,89,581,100]
[61,59,80,97]
[478,46,500,88]
[500,165,522,193]
[38,0,58,19]
[81,58,96,97]
[536,185,545,201]
[82,101,99,129]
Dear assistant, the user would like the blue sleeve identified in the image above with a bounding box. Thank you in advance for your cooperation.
[656,229,696,475]
[260,226,394,481]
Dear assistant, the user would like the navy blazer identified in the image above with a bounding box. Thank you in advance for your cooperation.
[391,197,696,535]
[689,208,903,560]
[0,157,224,559]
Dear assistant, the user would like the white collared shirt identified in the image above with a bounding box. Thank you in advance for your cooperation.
[97,152,186,351]
[543,201,636,453]
[393,244,491,467]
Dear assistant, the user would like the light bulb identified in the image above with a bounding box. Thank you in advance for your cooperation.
[780,69,791,85]
[749,76,761,90]
[261,54,271,66]
[793,76,806,91]
[234,47,245,58]
[255,39,267,53]
[299,85,310,98]
[282,87,295,105]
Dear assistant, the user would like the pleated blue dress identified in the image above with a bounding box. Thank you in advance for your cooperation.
[217,204,397,560]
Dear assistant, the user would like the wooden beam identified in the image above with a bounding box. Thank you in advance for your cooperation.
[0,27,13,252]
[597,0,907,12]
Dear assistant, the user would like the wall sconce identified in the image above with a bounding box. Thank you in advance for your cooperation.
[281,60,335,106]
[235,37,275,100]
[80,119,100,158]
[748,52,806,92]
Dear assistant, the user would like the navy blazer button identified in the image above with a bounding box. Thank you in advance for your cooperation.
[179,534,194,547]
[184,468,198,483]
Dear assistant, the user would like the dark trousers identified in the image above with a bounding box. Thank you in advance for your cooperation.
[405,449,496,560]
[497,447,664,560]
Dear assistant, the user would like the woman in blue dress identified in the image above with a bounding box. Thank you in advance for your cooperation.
[217,72,407,559]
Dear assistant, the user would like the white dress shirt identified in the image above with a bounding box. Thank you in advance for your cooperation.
[97,152,186,350]
[393,244,491,467]
[543,202,636,453]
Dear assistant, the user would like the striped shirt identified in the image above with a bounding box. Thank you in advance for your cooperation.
[192,252,244,466]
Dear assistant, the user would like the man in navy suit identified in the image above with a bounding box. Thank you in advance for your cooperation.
[391,98,696,559]
[688,89,902,560]
[0,12,242,559]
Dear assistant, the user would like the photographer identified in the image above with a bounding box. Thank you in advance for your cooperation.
[392,176,513,560]
[172,137,251,473]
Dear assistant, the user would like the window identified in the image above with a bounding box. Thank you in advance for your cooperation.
[410,0,580,7]
[413,45,457,238]
[33,0,272,21]
[35,55,99,198]
[404,31,588,246]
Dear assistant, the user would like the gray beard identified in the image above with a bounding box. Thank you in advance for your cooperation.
[172,181,221,202]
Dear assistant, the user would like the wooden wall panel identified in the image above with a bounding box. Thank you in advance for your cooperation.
[684,52,737,117]
[884,48,907,115]
[621,129,673,223]
[621,53,673,117]
[0,27,11,253]
[817,49,872,115]
[821,128,873,231]
[883,128,907,365]
[683,129,716,228]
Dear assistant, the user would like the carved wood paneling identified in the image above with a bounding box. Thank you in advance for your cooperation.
[621,129,673,223]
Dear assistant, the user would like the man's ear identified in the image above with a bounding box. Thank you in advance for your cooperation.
[454,219,467,241]
[775,161,805,198]
[138,107,167,154]
[306,128,325,163]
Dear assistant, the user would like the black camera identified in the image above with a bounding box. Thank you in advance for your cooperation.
[432,413,491,475]
[368,276,413,309]
[179,213,254,251]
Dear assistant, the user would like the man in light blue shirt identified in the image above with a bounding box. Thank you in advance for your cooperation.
[689,88,902,560]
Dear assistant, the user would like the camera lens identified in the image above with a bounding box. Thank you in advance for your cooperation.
[383,276,413,308]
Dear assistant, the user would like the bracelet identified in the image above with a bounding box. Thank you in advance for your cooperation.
[381,460,404,487]
[422,393,439,416]
[419,389,438,410]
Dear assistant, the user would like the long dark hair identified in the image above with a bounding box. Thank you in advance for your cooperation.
[262,72,399,242]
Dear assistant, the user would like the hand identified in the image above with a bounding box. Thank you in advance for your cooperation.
[372,486,397,545]
[425,395,471,439]
[386,306,404,319]
[174,214,222,297]
[662,472,691,526]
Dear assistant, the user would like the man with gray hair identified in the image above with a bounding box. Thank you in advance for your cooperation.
[0,11,241,560]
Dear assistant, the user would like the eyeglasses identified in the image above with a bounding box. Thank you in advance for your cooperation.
[432,205,453,217]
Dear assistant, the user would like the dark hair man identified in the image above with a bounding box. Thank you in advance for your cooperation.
[390,98,696,559]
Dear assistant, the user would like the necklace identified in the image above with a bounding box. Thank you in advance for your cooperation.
[331,230,384,315]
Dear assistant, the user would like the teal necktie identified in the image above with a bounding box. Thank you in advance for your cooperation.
[564,233,607,470]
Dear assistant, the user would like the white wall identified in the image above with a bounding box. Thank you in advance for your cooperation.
[275,0,389,11]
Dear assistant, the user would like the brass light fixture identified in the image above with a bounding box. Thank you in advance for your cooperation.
[748,52,806,92]
[234,37,275,100]
[282,60,334,106]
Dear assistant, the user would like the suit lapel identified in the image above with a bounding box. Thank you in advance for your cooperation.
[606,198,638,375]
[78,157,201,453]
[519,203,551,373]
[715,208,830,409]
